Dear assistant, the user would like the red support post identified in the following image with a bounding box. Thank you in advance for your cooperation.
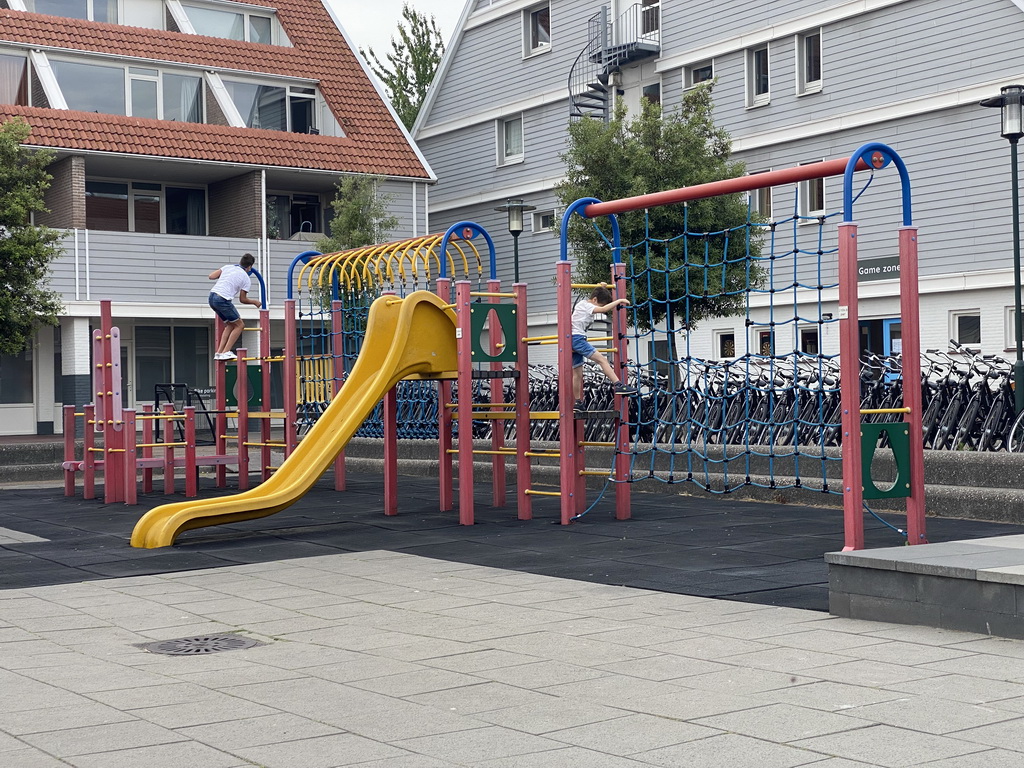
[214,352,227,488]
[83,404,96,499]
[838,222,865,551]
[123,409,137,505]
[141,404,154,494]
[488,277,506,508]
[162,403,175,495]
[63,405,76,497]
[611,261,632,520]
[184,406,198,498]
[284,298,298,456]
[436,278,454,511]
[899,226,927,545]
[455,280,475,525]
[514,282,532,520]
[236,351,249,491]
[556,260,576,525]
[260,309,273,483]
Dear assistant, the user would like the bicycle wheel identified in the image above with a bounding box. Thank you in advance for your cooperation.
[952,394,982,451]
[978,397,1009,452]
[921,392,944,448]
[1009,407,1024,452]
[934,393,964,450]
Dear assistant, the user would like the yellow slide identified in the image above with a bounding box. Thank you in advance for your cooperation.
[131,291,458,548]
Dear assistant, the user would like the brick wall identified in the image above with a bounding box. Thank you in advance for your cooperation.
[205,88,228,126]
[209,171,262,238]
[39,155,85,229]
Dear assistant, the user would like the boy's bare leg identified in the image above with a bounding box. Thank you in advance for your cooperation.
[573,366,584,401]
[588,351,621,386]
[218,319,244,354]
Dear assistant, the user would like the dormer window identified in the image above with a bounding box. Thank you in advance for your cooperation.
[224,79,318,133]
[24,0,117,23]
[182,3,276,44]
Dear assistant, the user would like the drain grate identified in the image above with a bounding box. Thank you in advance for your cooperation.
[141,634,264,656]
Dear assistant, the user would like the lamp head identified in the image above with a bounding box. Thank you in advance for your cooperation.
[981,84,1024,141]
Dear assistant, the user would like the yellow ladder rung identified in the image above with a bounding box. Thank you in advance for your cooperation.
[579,470,612,476]
[470,291,516,298]
[522,334,557,342]
[524,489,560,497]
[529,411,560,420]
[525,451,560,458]
[243,442,286,448]
[860,407,911,415]
[136,442,186,448]
[571,282,617,289]
[581,441,615,447]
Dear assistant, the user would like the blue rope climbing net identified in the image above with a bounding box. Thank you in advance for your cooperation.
[612,183,860,495]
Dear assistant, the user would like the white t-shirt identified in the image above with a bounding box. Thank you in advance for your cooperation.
[211,265,252,301]
[571,299,601,336]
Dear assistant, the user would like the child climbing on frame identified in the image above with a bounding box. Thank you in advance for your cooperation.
[572,283,637,415]
[208,253,261,361]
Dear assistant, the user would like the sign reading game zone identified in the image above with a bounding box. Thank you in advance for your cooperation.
[857,256,900,282]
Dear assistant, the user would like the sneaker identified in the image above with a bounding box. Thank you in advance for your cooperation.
[220,351,237,361]
[613,381,638,396]
[213,352,226,360]
[573,399,586,417]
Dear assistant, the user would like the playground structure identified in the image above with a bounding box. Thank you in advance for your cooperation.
[62,142,924,553]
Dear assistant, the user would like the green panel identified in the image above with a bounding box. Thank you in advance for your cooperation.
[469,303,518,363]
[860,422,912,500]
[225,365,263,408]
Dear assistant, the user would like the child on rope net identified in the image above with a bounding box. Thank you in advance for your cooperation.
[571,284,637,415]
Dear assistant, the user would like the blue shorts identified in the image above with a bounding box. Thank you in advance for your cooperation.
[572,334,596,368]
[209,293,239,323]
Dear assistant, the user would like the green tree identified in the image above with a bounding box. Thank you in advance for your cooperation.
[556,85,762,330]
[317,175,399,254]
[0,117,62,356]
[361,3,445,130]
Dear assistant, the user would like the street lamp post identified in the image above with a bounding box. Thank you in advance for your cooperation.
[982,84,1024,415]
[494,199,536,283]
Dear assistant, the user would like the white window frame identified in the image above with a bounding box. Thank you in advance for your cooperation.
[222,77,320,133]
[746,44,770,107]
[798,161,826,221]
[796,29,823,95]
[641,81,661,106]
[714,329,737,359]
[951,310,981,348]
[747,168,773,221]
[684,60,714,89]
[754,327,776,357]
[127,66,160,119]
[799,326,820,355]
[523,2,551,58]
[531,209,557,233]
[496,114,524,166]
[23,0,120,23]
[180,2,280,45]
[1005,306,1022,352]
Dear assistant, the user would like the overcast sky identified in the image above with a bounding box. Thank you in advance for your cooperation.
[325,0,464,60]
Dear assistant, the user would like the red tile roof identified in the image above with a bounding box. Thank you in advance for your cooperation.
[0,2,430,178]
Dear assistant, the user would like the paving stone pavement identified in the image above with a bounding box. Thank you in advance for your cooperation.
[2,549,1024,767]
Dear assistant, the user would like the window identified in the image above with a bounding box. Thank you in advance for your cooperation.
[800,327,820,355]
[952,311,981,346]
[642,83,661,106]
[182,3,277,44]
[685,61,713,89]
[0,347,33,404]
[267,193,323,239]
[747,44,769,106]
[641,0,660,36]
[86,180,205,235]
[524,3,550,55]
[52,59,126,115]
[1006,307,1022,352]
[173,327,210,390]
[756,329,775,356]
[497,115,524,165]
[25,0,116,22]
[0,53,28,106]
[799,162,825,219]
[52,60,203,121]
[224,80,316,133]
[532,210,556,233]
[797,30,822,94]
[716,331,736,359]
[129,67,159,119]
[748,169,773,220]
[163,73,203,123]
